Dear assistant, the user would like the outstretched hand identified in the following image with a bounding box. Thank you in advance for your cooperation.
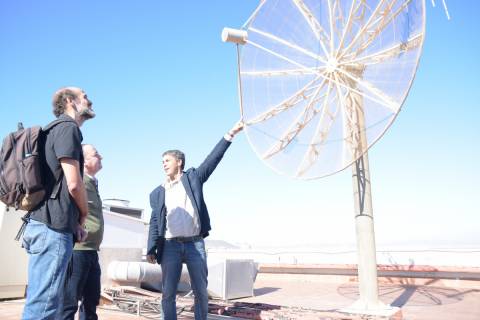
[228,120,244,138]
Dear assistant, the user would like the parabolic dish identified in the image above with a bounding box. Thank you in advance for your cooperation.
[237,0,425,179]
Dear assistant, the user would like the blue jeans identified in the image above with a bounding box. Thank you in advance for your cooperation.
[62,250,101,320]
[161,238,208,320]
[22,220,73,320]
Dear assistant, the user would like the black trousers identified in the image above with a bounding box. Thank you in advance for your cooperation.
[62,250,101,320]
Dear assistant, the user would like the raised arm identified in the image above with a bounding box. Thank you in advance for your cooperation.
[196,121,244,183]
[223,120,244,142]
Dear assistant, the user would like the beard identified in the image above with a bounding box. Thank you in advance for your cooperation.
[78,108,96,120]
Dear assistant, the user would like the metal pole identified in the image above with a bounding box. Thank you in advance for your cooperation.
[351,151,381,309]
[341,66,398,316]
[343,65,382,311]
[349,83,381,309]
[345,115,399,317]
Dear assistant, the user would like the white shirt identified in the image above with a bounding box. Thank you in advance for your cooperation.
[164,179,200,238]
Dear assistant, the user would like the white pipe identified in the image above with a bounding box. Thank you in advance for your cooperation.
[107,261,190,284]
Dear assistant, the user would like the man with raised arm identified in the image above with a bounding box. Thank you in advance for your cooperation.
[146,121,244,320]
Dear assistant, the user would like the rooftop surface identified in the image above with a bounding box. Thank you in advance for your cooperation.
[1,272,479,320]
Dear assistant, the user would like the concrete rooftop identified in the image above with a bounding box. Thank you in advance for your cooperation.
[1,271,479,320]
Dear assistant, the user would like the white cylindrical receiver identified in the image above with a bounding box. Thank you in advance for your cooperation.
[221,27,248,45]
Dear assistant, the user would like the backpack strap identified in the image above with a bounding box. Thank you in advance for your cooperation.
[50,172,63,199]
[43,118,78,199]
[14,211,31,241]
[43,118,77,131]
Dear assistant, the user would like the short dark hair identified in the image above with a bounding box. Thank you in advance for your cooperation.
[162,149,185,170]
[52,88,78,117]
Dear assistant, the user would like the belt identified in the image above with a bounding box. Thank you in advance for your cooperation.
[166,236,203,243]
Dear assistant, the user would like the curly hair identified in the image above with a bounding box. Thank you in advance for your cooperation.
[52,88,78,118]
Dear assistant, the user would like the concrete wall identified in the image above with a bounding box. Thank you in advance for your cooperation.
[0,206,148,296]
[101,210,148,249]
[0,205,28,299]
[206,246,480,268]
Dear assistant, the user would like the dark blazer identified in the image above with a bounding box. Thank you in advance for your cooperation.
[147,137,232,262]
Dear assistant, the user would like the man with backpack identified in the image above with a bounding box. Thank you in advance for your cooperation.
[21,87,95,320]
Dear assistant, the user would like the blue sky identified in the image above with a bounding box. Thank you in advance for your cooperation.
[1,1,478,247]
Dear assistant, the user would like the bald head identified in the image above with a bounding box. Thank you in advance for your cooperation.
[83,144,103,176]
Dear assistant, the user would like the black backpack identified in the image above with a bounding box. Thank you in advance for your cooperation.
[0,119,73,212]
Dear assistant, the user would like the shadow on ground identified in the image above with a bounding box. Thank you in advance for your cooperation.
[338,282,480,307]
[254,287,281,296]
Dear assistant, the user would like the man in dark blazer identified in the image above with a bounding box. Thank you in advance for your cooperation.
[146,121,243,320]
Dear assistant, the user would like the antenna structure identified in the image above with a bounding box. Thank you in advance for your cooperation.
[223,0,429,316]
